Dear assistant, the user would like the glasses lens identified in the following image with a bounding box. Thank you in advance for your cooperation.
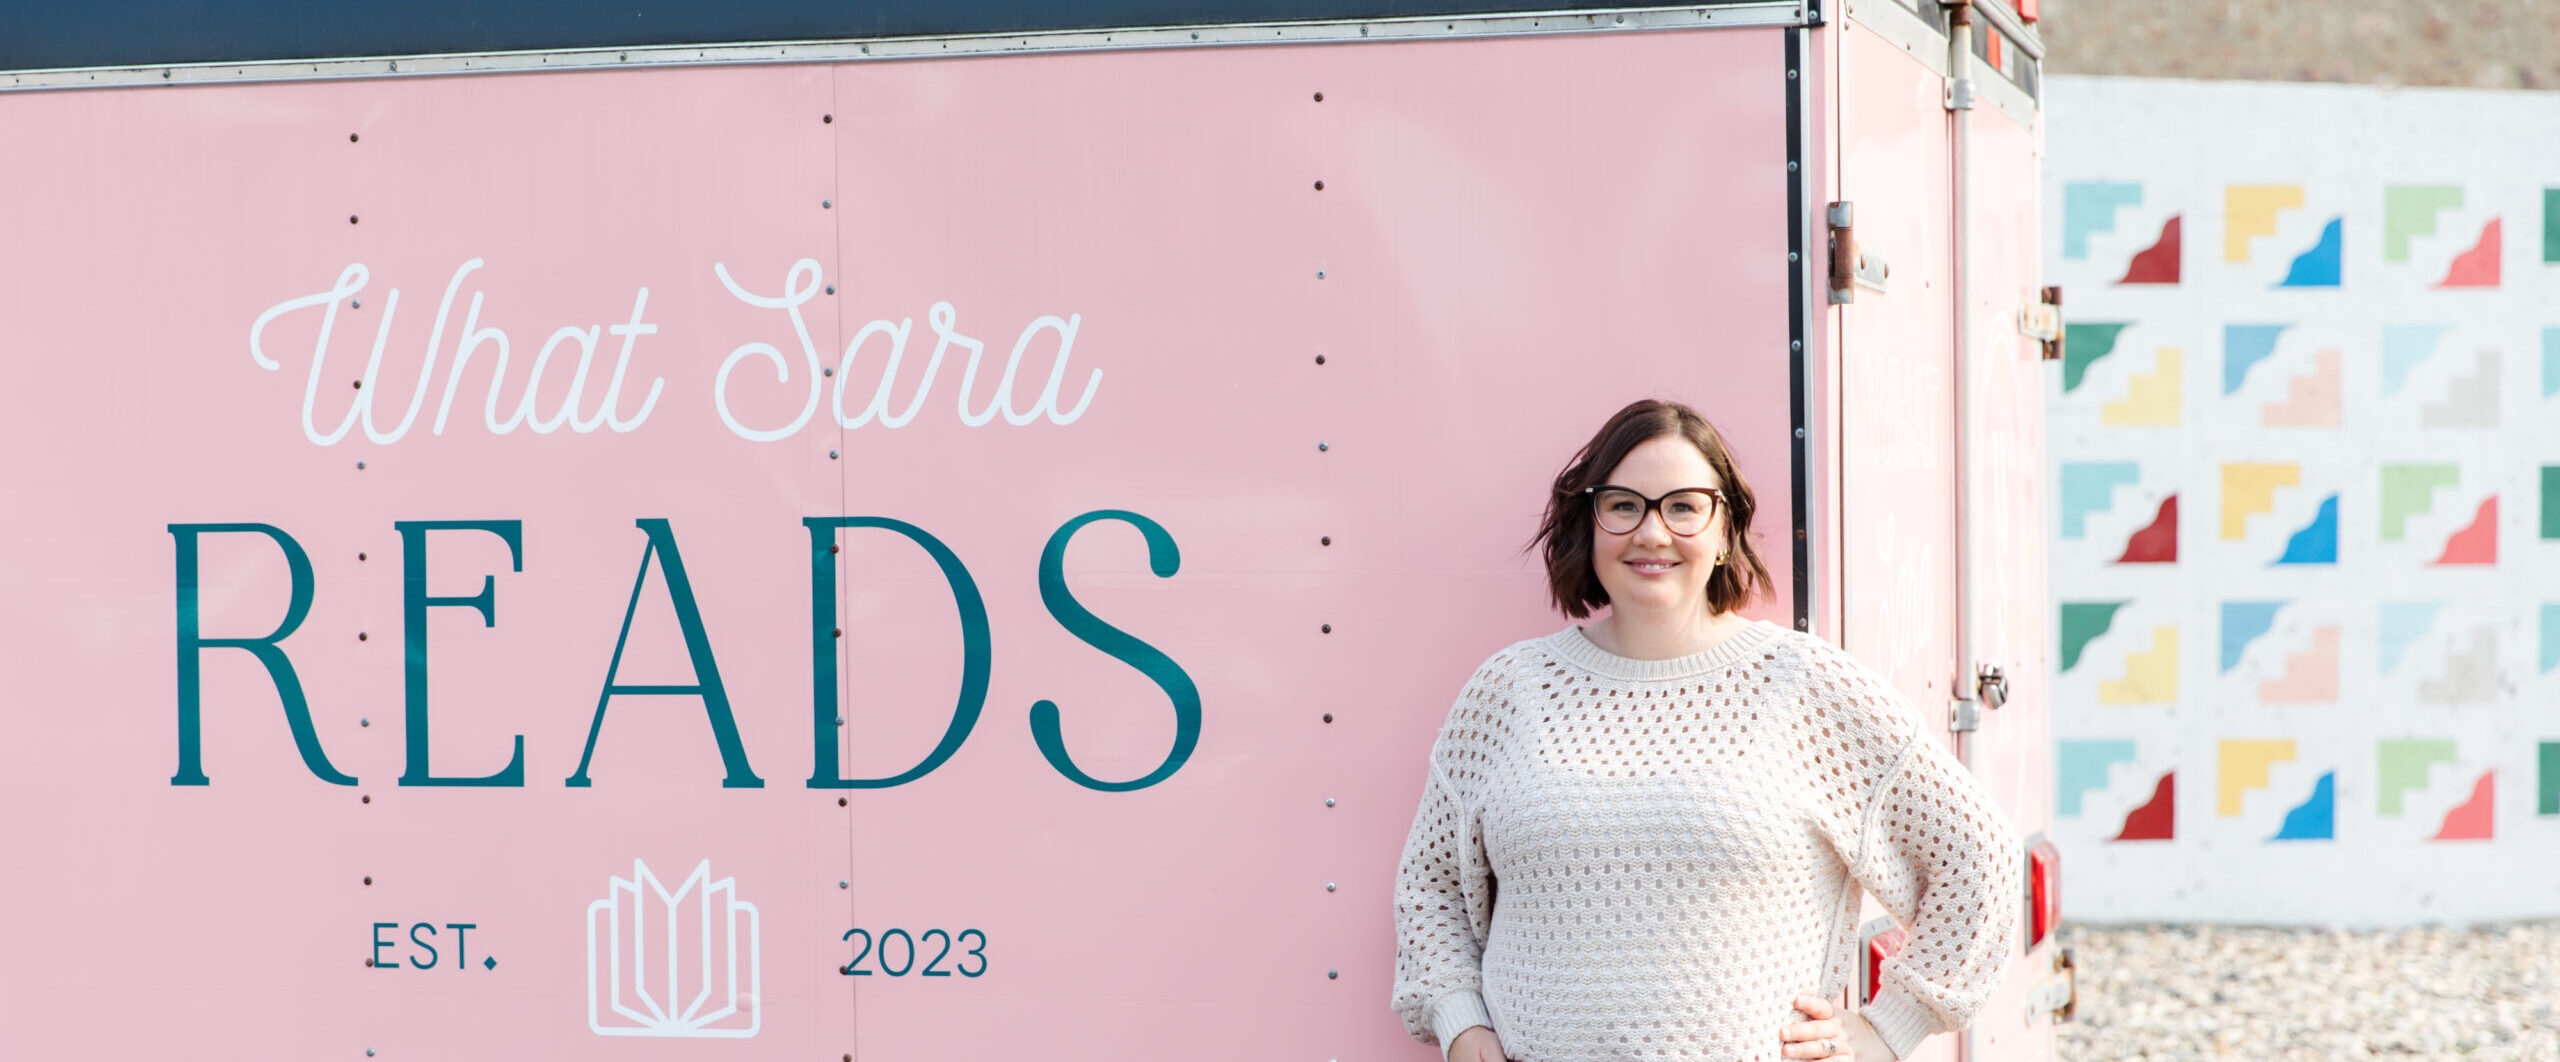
[1592,489,1645,534]
[1662,491,1717,536]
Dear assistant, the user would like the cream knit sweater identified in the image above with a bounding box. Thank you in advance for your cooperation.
[1390,620,2021,1061]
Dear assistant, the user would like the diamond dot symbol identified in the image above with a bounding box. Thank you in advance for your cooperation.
[483,956,497,971]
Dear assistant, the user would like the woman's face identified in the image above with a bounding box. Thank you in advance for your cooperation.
[1590,434,1729,618]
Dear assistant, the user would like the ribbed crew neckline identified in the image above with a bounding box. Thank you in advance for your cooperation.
[1546,618,1784,682]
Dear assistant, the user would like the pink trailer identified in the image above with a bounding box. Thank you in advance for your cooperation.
[0,1,2067,1058]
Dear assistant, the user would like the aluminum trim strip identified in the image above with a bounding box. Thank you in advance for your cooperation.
[1974,59,2037,129]
[3,3,1806,92]
[1968,0,2044,61]
[1842,0,1950,78]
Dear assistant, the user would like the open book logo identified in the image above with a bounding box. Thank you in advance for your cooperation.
[585,859,762,1038]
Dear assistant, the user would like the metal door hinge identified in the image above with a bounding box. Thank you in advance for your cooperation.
[1826,202,1889,304]
[2021,285,2063,360]
[2027,945,2077,1024]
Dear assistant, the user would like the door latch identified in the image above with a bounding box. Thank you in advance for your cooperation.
[1951,663,2006,732]
[1976,662,2008,711]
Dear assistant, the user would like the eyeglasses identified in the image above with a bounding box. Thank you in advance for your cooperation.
[1583,485,1724,537]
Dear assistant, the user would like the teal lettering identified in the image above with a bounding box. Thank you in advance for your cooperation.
[565,519,763,788]
[1030,511,1199,792]
[408,922,439,969]
[395,520,526,787]
[168,523,354,786]
[803,517,991,788]
[371,922,399,970]
[447,922,475,967]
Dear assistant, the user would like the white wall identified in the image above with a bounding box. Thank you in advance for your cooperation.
[2045,75,2560,925]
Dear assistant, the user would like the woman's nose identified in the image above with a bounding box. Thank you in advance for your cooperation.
[1633,509,1676,542]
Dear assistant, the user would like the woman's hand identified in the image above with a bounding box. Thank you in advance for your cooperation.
[1448,1024,1508,1062]
[1783,993,1892,1061]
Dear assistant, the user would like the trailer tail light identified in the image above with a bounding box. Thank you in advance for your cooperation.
[1863,925,1906,1004]
[2027,838,2061,949]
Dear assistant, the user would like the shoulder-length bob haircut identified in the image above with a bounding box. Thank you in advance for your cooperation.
[1531,398,1776,619]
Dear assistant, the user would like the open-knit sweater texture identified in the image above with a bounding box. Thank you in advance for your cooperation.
[1390,620,2021,1061]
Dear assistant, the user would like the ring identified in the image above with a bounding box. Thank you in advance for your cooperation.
[1819,1039,1837,1056]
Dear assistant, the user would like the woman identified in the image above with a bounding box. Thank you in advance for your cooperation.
[1390,399,2021,1061]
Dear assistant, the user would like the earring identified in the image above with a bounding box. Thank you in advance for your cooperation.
[1715,550,1728,565]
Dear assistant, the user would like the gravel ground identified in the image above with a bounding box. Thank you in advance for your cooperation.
[2053,921,2560,1061]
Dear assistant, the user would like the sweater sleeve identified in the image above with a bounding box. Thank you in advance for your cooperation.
[1389,762,1497,1058]
[1389,660,1509,1059]
[1797,642,2023,1060]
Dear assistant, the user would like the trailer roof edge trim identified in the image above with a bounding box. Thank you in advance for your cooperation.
[2,3,1807,92]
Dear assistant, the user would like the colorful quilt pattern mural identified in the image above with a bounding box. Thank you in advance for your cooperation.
[2047,77,2560,925]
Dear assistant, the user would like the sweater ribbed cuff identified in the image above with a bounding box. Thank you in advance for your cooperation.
[1429,989,1495,1060]
[1859,986,1937,1060]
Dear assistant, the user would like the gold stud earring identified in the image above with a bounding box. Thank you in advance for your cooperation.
[1715,550,1728,565]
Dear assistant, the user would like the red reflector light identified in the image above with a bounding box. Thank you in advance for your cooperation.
[2028,839,2061,949]
[1864,926,1906,1004]
[2017,0,2040,22]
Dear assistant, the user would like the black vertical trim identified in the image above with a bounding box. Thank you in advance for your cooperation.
[1784,27,1810,634]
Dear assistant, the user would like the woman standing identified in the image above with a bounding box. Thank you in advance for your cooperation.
[1391,399,2021,1061]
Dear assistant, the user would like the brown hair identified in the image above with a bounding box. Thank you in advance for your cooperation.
[1531,399,1776,619]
